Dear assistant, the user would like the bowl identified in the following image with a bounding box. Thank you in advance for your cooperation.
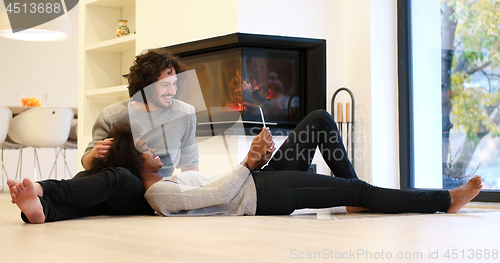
[18,93,47,107]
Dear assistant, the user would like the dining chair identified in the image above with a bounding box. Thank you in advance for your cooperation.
[8,106,73,181]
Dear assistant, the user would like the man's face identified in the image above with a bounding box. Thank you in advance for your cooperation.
[151,67,177,109]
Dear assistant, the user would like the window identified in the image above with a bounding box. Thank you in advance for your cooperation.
[398,0,500,201]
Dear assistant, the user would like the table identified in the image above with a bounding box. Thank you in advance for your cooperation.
[7,106,78,117]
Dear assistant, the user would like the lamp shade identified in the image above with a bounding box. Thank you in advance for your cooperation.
[0,6,71,41]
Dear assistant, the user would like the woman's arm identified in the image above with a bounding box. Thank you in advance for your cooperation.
[144,128,274,214]
[144,165,251,214]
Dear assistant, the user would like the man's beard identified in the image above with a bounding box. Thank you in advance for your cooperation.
[150,94,174,110]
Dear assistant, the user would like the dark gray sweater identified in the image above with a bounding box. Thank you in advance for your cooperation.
[82,100,199,177]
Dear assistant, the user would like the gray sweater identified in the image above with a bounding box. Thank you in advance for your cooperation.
[144,164,257,216]
[83,100,199,177]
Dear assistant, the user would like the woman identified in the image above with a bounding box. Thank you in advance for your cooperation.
[10,111,482,223]
[141,110,482,216]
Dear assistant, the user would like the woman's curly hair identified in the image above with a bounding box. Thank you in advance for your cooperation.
[127,48,186,98]
[89,122,144,176]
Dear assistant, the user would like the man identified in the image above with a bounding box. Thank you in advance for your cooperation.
[7,48,201,223]
[82,48,199,176]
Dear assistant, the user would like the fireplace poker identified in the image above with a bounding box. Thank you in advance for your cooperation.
[346,102,350,160]
[337,102,343,142]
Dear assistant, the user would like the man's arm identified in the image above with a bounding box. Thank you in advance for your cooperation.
[82,138,114,170]
[81,110,114,170]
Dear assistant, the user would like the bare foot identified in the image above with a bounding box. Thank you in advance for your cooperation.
[7,179,18,188]
[345,206,374,213]
[7,179,19,204]
[11,178,45,223]
[447,175,482,213]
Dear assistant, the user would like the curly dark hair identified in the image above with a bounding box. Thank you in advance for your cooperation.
[89,122,144,177]
[127,48,186,98]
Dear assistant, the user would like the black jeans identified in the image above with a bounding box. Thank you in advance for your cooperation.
[252,110,450,215]
[22,167,153,223]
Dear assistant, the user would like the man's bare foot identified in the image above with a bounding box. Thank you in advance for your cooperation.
[345,206,374,213]
[447,175,482,213]
[7,179,19,203]
[11,178,45,223]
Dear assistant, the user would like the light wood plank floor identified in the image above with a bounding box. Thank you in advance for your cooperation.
[1,191,499,263]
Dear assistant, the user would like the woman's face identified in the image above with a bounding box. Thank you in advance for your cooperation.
[135,139,163,172]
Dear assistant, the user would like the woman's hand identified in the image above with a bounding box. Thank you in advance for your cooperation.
[243,127,275,170]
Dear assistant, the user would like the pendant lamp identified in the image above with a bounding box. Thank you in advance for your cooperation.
[0,1,71,41]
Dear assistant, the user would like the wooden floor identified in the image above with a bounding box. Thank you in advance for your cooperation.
[1,191,499,263]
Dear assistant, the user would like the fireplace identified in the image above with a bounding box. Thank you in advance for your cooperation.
[164,33,326,135]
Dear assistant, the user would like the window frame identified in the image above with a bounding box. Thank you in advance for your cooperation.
[397,0,500,202]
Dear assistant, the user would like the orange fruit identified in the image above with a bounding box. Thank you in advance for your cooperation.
[20,97,28,106]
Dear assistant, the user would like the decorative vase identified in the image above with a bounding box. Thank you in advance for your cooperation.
[116,20,130,37]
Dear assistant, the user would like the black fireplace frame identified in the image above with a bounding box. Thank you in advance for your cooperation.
[163,33,326,133]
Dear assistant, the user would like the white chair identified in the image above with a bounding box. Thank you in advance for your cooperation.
[8,106,73,181]
[0,106,12,190]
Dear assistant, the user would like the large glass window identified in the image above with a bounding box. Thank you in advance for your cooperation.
[399,0,500,201]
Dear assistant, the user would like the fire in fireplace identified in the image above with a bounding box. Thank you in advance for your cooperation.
[165,33,326,134]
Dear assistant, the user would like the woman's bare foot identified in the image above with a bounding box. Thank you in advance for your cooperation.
[7,179,18,188]
[7,179,19,204]
[11,178,45,223]
[345,207,374,213]
[447,175,482,213]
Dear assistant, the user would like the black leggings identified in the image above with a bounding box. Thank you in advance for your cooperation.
[252,110,450,215]
[23,167,153,223]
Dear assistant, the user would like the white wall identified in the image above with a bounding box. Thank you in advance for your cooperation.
[136,0,238,52]
[0,2,79,107]
[368,0,399,188]
[0,3,79,187]
[343,0,373,182]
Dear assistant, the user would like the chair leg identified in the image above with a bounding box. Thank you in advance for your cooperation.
[63,148,67,179]
[33,148,37,181]
[2,147,25,190]
[49,146,74,180]
[54,148,58,180]
[48,148,64,179]
[62,147,72,179]
[1,148,5,191]
[33,148,44,181]
[15,147,23,182]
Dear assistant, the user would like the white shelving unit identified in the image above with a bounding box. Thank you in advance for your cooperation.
[86,34,136,52]
[77,0,136,170]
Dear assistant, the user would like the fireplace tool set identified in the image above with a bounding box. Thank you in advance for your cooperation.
[331,87,355,166]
